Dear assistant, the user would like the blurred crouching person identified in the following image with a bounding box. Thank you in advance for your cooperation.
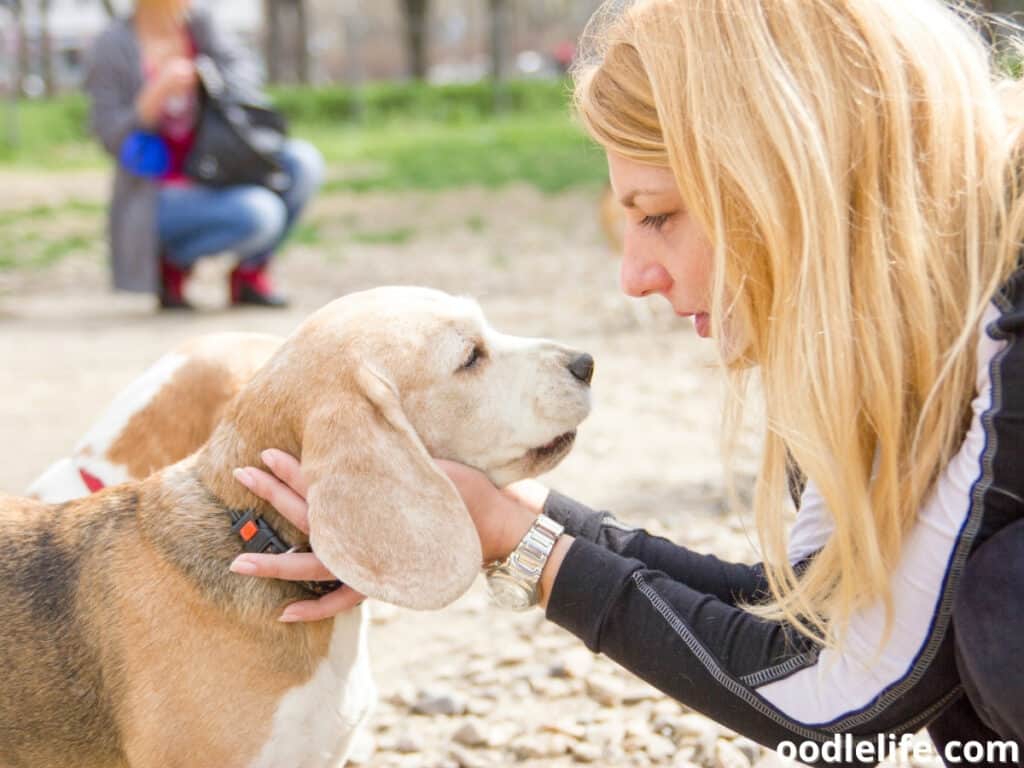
[85,0,324,310]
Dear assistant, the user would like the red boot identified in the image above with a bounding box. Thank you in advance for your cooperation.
[159,259,194,311]
[229,263,289,308]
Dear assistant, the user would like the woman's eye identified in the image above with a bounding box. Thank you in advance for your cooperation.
[639,213,671,230]
[460,345,485,371]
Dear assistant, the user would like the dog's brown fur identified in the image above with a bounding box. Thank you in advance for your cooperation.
[106,335,282,480]
[0,478,334,768]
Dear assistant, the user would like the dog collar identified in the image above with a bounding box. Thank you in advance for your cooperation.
[228,508,343,598]
[79,467,105,493]
[77,469,340,599]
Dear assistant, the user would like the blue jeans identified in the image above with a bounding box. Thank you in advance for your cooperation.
[156,138,324,270]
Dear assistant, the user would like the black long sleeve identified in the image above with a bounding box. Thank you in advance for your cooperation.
[543,490,771,605]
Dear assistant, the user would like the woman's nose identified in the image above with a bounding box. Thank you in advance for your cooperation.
[619,246,672,298]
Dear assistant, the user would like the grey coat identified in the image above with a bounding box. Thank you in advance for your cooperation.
[84,11,264,292]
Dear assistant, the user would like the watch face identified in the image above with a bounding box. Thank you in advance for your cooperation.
[487,572,533,611]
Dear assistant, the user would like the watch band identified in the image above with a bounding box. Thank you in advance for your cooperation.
[508,514,565,584]
[484,513,565,610]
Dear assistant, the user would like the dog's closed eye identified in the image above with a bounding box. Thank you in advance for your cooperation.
[458,343,486,372]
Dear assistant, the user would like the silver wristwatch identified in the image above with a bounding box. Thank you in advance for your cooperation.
[484,514,565,611]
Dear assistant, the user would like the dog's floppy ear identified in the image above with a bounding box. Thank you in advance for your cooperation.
[301,363,482,610]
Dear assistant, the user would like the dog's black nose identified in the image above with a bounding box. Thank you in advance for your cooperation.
[568,353,594,385]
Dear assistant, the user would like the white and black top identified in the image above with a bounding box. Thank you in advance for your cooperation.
[543,266,1024,761]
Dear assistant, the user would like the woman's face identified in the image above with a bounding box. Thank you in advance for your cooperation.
[607,151,714,337]
[137,0,192,19]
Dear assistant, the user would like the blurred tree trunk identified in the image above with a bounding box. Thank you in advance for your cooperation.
[15,0,29,95]
[40,0,53,95]
[489,0,509,111]
[98,0,116,17]
[264,0,283,83]
[488,0,508,82]
[263,0,310,84]
[401,0,429,80]
[5,0,24,146]
[295,0,309,84]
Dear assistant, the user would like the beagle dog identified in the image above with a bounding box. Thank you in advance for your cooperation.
[0,287,593,768]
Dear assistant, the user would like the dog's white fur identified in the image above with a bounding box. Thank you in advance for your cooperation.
[11,287,591,768]
[249,611,375,767]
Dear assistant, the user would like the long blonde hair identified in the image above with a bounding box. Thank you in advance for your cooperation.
[574,0,1024,647]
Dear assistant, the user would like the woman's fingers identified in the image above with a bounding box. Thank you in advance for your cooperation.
[231,551,364,621]
[230,551,337,583]
[233,465,310,534]
[278,586,367,623]
[261,448,309,498]
[231,448,361,622]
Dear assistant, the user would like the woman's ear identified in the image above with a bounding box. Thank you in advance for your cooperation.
[300,364,482,610]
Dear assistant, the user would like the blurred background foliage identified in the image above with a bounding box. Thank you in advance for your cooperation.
[0,79,609,193]
[2,0,1024,195]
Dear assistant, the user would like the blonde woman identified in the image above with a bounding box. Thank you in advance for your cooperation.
[85,0,323,309]
[231,0,1023,761]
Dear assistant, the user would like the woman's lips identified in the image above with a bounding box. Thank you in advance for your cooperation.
[675,310,712,338]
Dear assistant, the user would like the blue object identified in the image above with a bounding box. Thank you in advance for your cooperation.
[119,131,171,178]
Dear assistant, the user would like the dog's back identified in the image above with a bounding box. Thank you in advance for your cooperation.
[27,333,282,502]
[0,490,140,768]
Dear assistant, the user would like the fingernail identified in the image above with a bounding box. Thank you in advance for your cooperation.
[230,557,257,575]
[233,467,254,488]
[261,449,276,467]
[278,610,300,623]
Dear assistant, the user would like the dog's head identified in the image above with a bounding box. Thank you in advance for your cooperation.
[232,287,592,610]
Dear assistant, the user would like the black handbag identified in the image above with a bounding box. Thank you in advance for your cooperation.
[184,56,292,193]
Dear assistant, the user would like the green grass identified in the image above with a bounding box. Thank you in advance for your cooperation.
[0,95,105,169]
[0,232,95,270]
[0,81,608,193]
[269,79,575,124]
[308,112,606,194]
[350,226,416,245]
[0,197,104,271]
[286,221,323,246]
[0,199,104,226]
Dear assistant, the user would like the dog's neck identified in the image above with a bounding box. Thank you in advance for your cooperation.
[135,459,317,623]
[193,372,309,551]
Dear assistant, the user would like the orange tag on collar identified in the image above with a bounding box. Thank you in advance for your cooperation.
[239,520,260,542]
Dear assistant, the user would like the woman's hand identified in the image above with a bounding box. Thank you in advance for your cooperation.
[434,460,546,563]
[437,461,571,610]
[233,450,558,620]
[231,449,366,623]
[157,57,198,96]
[135,56,197,128]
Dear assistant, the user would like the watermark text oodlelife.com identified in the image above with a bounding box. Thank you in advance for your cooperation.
[777,734,1020,765]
